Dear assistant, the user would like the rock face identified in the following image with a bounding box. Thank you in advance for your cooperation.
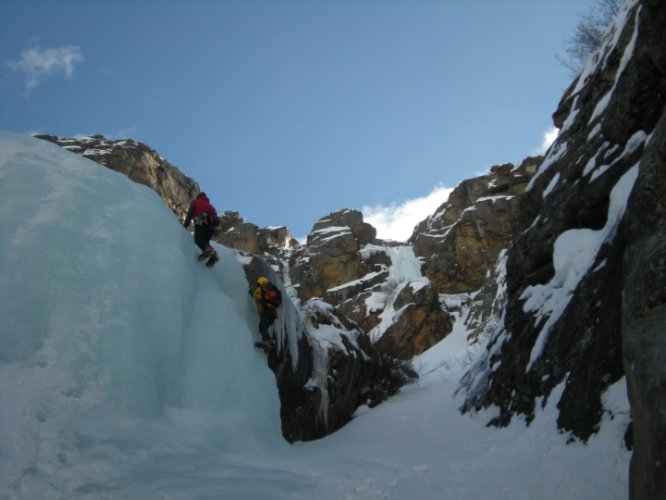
[285,174,540,359]
[216,211,300,255]
[35,135,200,219]
[240,254,414,442]
[374,281,454,359]
[623,108,666,500]
[621,3,666,497]
[290,209,377,301]
[411,159,540,293]
[459,3,665,497]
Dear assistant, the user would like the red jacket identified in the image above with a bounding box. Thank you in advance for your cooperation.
[184,193,218,227]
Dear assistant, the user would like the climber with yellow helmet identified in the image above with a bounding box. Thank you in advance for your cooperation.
[251,276,282,352]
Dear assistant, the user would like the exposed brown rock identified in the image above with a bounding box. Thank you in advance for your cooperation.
[375,282,454,359]
[290,209,375,301]
[215,211,299,255]
[411,158,539,293]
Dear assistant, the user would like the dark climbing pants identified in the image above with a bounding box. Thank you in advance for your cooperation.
[194,225,215,252]
[259,308,277,342]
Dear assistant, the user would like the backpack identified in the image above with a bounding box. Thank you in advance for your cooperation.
[195,211,219,227]
[265,283,282,308]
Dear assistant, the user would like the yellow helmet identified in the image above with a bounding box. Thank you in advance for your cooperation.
[257,276,269,287]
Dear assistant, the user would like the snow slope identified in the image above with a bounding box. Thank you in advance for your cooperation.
[0,131,630,499]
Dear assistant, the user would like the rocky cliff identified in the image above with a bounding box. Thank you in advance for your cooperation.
[411,158,540,294]
[458,1,665,498]
[238,253,416,442]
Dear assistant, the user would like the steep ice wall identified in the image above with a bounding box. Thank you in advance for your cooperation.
[0,131,286,498]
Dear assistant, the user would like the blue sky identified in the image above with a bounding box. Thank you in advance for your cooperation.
[0,0,593,241]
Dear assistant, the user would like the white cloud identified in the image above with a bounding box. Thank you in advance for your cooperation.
[362,185,453,242]
[535,126,560,155]
[9,45,83,93]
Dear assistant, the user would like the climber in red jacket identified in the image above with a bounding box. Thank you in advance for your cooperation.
[183,192,220,268]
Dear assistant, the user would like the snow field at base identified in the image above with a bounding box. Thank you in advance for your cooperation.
[0,131,631,499]
[298,313,631,500]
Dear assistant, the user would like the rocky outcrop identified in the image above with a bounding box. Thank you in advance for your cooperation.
[283,181,542,360]
[290,209,378,301]
[459,6,665,489]
[216,211,299,255]
[35,134,200,219]
[287,209,452,359]
[411,158,540,293]
[374,281,454,359]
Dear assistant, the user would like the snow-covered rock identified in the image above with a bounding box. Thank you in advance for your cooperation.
[460,4,665,498]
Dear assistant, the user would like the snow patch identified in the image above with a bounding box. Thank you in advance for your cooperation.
[476,195,515,203]
[542,173,561,199]
[589,3,641,125]
[527,141,568,191]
